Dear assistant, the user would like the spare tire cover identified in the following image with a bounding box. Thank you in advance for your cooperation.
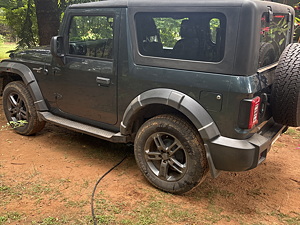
[271,43,300,127]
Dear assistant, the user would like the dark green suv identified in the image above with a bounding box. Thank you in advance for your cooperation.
[1,0,299,194]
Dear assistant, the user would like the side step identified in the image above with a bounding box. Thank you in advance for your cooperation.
[38,112,128,143]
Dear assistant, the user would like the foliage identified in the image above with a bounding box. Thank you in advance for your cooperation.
[69,16,113,41]
[210,18,220,44]
[2,0,38,48]
[0,120,28,131]
[154,17,183,47]
[0,34,4,45]
[0,0,98,49]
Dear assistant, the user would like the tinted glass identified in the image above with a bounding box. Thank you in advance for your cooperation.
[135,12,226,62]
[259,13,289,67]
[68,16,114,59]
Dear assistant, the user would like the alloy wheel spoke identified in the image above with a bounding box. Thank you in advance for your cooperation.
[16,97,22,107]
[19,108,28,120]
[169,158,186,174]
[153,134,166,151]
[158,160,169,179]
[145,151,162,161]
[167,141,182,156]
[16,112,22,120]
[8,95,18,107]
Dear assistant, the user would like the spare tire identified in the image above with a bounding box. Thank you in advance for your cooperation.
[271,43,300,127]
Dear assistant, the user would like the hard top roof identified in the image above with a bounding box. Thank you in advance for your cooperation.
[69,0,282,9]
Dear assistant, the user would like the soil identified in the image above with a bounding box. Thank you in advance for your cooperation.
[0,96,299,225]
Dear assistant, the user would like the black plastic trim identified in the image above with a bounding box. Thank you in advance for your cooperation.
[0,61,48,111]
[121,88,220,141]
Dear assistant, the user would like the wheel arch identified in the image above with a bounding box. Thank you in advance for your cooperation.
[121,88,220,142]
[0,61,48,111]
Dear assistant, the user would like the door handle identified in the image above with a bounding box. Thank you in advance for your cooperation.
[96,77,110,86]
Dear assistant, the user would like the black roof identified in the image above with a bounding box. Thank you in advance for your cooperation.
[69,0,285,9]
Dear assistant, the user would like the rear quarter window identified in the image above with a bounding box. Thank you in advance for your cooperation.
[135,12,226,62]
[259,13,289,68]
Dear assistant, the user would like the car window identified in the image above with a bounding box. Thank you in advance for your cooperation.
[259,13,289,67]
[68,15,114,59]
[135,12,226,62]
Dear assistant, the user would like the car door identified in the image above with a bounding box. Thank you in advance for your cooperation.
[53,9,120,125]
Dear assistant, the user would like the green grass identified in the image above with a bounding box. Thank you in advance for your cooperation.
[0,212,23,225]
[284,127,300,139]
[0,42,16,60]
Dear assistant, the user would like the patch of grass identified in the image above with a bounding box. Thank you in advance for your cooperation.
[32,216,59,225]
[1,181,61,206]
[167,207,197,223]
[284,127,300,139]
[0,184,11,192]
[65,200,89,208]
[0,43,16,60]
[202,203,232,224]
[28,183,53,195]
[0,216,8,224]
[81,179,89,189]
[271,211,300,225]
[193,183,235,202]
[0,211,23,225]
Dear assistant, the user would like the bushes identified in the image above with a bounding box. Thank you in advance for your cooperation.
[0,35,5,45]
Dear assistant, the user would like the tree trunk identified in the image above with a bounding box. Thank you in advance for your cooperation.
[34,0,60,46]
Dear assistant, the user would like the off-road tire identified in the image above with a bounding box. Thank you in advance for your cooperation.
[134,114,208,194]
[271,43,300,127]
[3,81,46,135]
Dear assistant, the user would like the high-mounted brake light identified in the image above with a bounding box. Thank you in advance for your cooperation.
[248,97,261,129]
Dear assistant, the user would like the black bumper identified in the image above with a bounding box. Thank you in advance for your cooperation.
[205,121,286,172]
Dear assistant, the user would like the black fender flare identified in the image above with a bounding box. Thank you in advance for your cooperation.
[0,61,48,111]
[120,88,220,141]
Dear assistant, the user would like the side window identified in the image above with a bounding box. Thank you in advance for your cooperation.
[259,13,289,67]
[68,15,114,59]
[135,12,226,62]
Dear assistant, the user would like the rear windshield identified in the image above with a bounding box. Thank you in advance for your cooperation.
[259,13,289,68]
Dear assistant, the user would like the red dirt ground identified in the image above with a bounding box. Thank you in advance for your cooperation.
[0,96,299,224]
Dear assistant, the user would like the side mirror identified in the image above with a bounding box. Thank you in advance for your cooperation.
[50,36,65,64]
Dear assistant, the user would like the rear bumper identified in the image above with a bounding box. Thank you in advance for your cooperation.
[205,120,286,172]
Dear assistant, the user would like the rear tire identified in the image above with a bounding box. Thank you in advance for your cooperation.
[271,43,300,127]
[134,114,208,194]
[3,81,46,135]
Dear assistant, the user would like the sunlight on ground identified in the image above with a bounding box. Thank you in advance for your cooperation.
[0,42,17,60]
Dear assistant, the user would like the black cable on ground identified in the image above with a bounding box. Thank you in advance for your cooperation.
[91,153,128,225]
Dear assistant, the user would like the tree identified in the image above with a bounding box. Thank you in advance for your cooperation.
[1,0,97,48]
[34,0,60,45]
[2,0,38,48]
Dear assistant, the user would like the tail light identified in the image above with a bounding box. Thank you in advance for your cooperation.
[238,96,261,129]
[248,97,261,129]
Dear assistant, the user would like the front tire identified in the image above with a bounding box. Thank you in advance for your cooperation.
[134,114,208,194]
[3,81,46,135]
